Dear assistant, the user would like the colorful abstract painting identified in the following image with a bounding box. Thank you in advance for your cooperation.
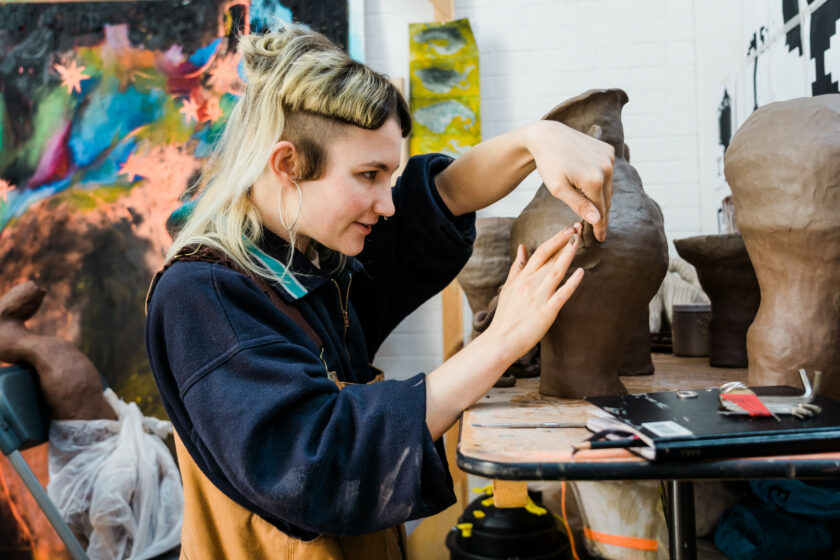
[0,2,357,556]
[0,0,355,419]
[408,18,480,157]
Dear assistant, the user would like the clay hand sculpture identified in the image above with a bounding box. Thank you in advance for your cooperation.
[510,89,668,398]
[0,281,115,420]
[674,234,760,368]
[724,95,840,398]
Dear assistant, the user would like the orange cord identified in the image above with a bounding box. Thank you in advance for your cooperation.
[560,481,581,560]
[583,527,658,551]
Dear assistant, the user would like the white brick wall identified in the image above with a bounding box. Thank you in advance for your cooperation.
[365,0,738,380]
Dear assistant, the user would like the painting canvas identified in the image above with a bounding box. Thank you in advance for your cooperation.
[0,0,355,418]
[0,1,356,556]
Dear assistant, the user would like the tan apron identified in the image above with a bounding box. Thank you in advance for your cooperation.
[174,371,407,559]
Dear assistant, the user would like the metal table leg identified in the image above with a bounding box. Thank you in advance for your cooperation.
[666,480,696,560]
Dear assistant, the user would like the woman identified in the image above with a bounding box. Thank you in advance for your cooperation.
[145,25,614,559]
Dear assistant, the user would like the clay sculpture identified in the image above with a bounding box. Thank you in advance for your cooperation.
[458,217,514,320]
[618,310,654,376]
[724,95,840,398]
[674,234,760,368]
[510,89,668,398]
[0,281,115,420]
[471,293,540,387]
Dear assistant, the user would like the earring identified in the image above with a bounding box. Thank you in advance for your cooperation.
[278,179,302,231]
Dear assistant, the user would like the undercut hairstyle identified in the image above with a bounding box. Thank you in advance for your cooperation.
[168,24,411,280]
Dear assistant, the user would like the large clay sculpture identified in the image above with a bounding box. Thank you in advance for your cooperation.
[724,95,840,398]
[674,234,760,368]
[618,310,654,376]
[510,89,668,398]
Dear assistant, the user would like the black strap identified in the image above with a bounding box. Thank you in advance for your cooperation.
[146,244,323,349]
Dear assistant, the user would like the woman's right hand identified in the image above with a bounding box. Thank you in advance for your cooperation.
[425,224,584,439]
[484,223,584,364]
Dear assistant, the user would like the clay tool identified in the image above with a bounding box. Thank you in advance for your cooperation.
[572,437,643,451]
[718,372,823,420]
[719,382,781,421]
[471,422,586,429]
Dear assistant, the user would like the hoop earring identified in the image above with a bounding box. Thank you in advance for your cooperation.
[278,179,302,232]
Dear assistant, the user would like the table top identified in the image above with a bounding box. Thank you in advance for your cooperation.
[457,355,840,480]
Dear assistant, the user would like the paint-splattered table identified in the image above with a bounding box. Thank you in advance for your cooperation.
[457,354,840,559]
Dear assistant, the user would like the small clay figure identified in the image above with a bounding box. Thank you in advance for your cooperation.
[674,234,760,368]
[471,293,540,387]
[0,282,115,420]
[724,95,840,398]
[457,217,514,321]
[510,89,668,398]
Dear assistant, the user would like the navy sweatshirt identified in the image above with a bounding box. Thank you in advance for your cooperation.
[145,154,476,540]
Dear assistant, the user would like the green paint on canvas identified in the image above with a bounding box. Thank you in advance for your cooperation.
[22,87,71,169]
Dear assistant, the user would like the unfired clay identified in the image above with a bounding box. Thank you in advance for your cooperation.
[510,89,669,398]
[0,282,115,420]
[674,234,759,368]
[724,95,840,398]
[618,311,654,376]
[458,217,514,318]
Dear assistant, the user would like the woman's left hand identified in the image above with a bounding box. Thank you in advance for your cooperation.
[526,120,615,242]
[434,119,615,241]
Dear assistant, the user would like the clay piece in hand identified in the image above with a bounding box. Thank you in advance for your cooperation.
[724,94,840,398]
[510,89,669,398]
[674,234,760,368]
[0,282,115,420]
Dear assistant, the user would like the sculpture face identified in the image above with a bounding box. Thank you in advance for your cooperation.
[510,89,668,398]
[724,95,840,398]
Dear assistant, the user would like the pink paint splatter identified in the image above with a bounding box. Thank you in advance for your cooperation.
[29,120,73,188]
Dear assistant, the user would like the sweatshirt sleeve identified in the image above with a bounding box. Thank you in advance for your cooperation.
[353,153,477,358]
[146,261,455,536]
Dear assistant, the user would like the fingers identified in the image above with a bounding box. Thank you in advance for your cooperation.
[601,161,614,235]
[580,144,614,242]
[522,225,578,276]
[506,244,528,283]
[550,139,615,242]
[551,267,584,309]
[540,226,581,293]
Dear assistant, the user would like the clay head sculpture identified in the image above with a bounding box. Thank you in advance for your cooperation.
[0,282,115,420]
[724,94,840,398]
[510,89,668,398]
[674,234,760,368]
[457,217,514,329]
[460,219,540,386]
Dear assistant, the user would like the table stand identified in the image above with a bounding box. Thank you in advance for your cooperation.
[667,480,696,560]
[457,356,840,560]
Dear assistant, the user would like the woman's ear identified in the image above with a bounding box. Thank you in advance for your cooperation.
[268,140,298,182]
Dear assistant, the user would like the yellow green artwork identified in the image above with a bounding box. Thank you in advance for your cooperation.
[408,18,480,157]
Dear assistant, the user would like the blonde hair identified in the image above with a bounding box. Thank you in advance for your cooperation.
[168,25,410,281]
